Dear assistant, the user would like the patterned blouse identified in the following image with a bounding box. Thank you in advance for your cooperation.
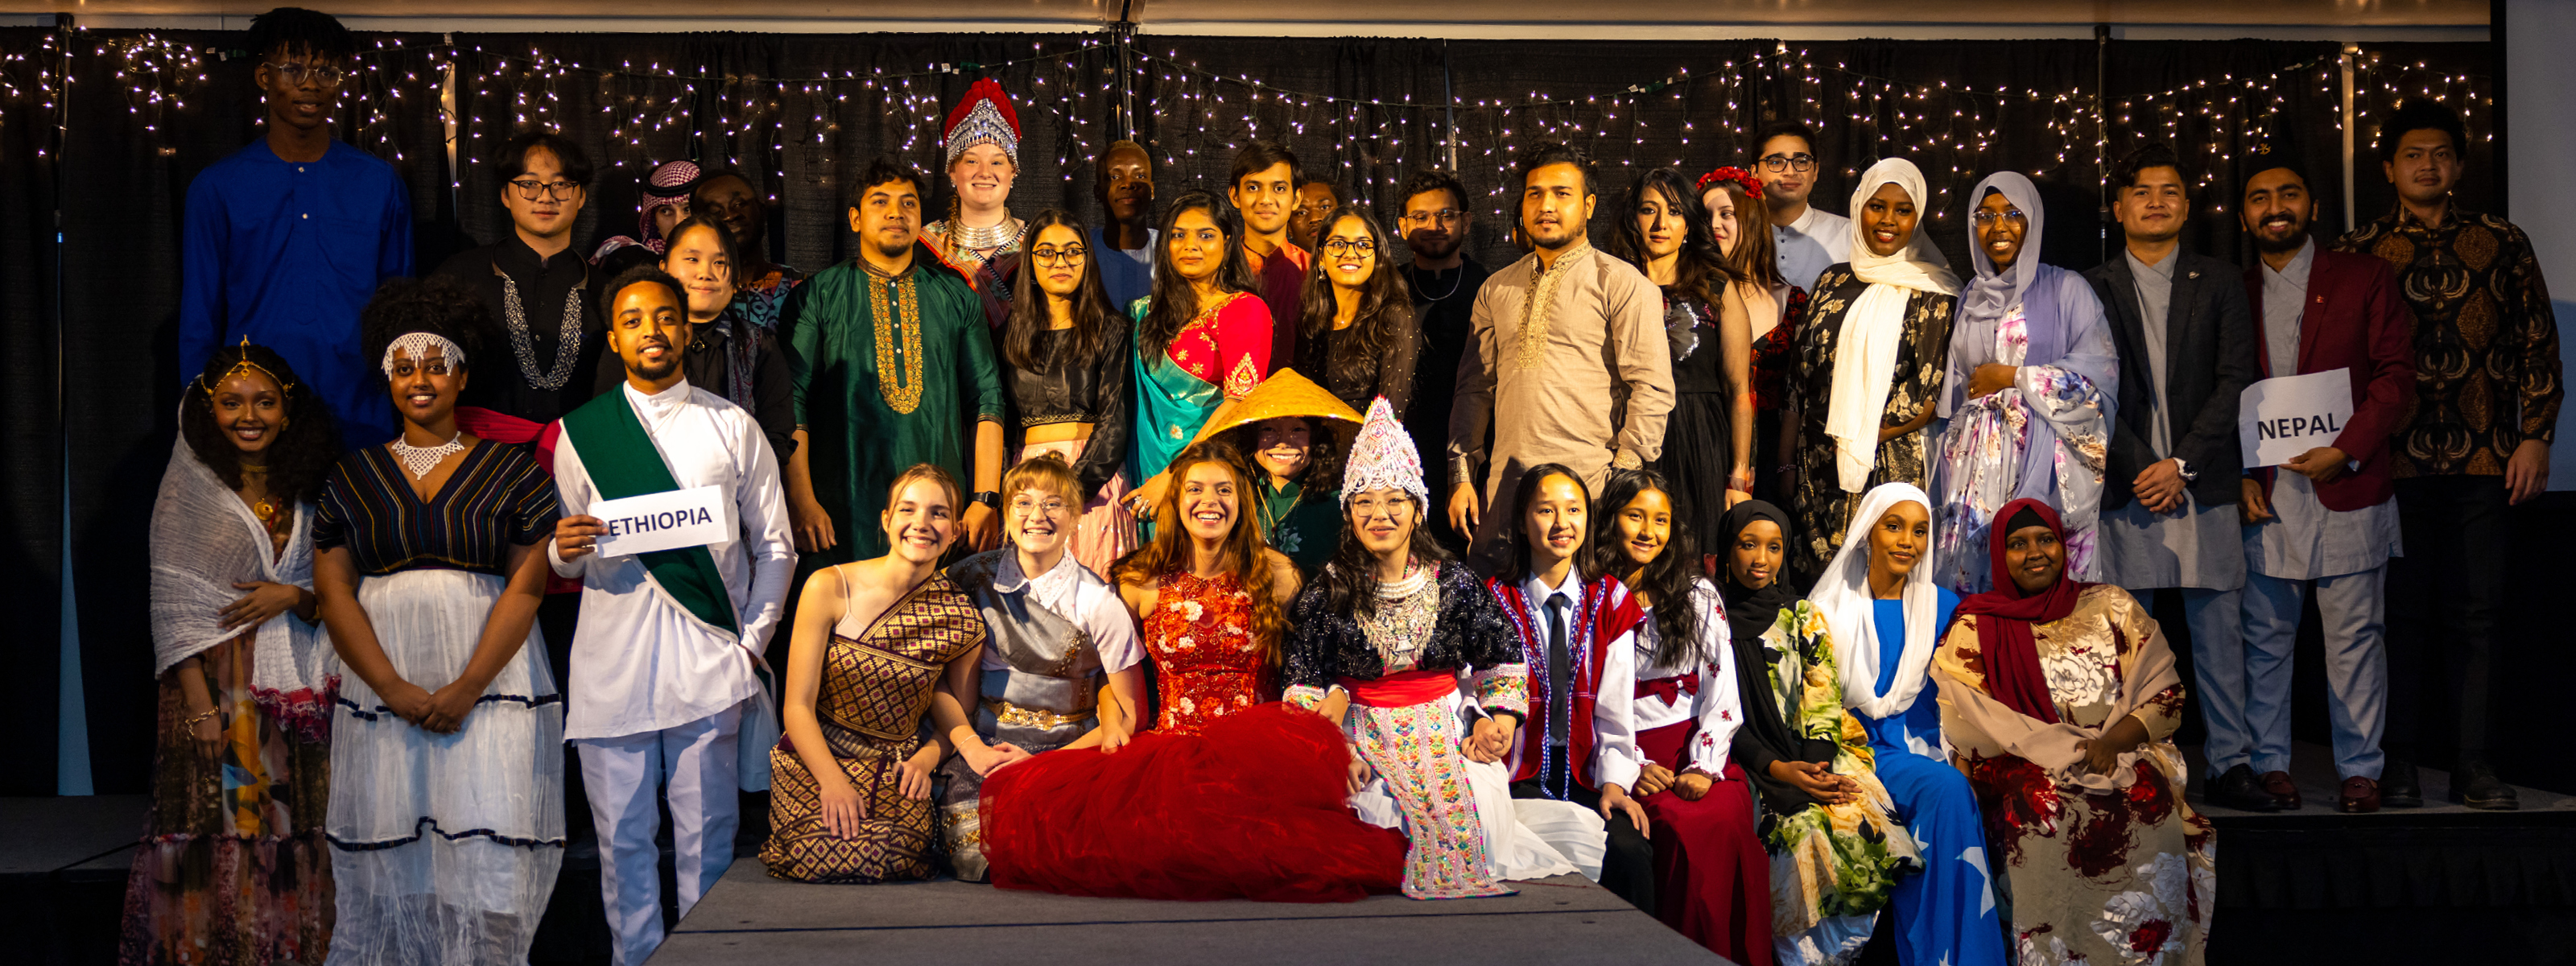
[1143,570,1274,737]
[1280,561,1530,715]
[1789,266,1955,572]
[313,440,560,576]
[2334,205,2563,477]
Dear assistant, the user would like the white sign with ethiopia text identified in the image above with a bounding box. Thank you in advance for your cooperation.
[590,485,734,558]
[2239,369,2353,469]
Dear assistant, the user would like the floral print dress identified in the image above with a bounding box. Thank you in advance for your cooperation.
[1936,585,2215,966]
[1146,571,1273,734]
[1790,266,1955,576]
[1744,601,1923,965]
[1930,303,2113,592]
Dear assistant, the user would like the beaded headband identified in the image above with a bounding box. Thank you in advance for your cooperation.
[943,78,1022,167]
[381,332,466,378]
[1695,166,1765,200]
[1340,395,1430,510]
[196,336,295,394]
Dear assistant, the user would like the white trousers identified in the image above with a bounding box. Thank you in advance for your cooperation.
[575,704,741,966]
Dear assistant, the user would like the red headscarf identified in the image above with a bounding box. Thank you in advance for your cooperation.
[1950,497,2083,724]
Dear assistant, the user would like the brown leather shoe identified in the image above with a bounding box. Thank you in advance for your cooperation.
[2339,776,2381,813]
[2260,770,2303,810]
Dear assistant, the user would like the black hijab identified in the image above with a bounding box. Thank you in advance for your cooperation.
[1716,499,1833,813]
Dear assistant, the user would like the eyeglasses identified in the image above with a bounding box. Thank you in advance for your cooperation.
[510,179,583,201]
[1030,246,1088,266]
[1348,495,1414,519]
[1402,208,1463,227]
[1320,237,1376,256]
[1008,496,1070,517]
[263,60,345,87]
[1970,208,2029,225]
[1757,153,1818,174]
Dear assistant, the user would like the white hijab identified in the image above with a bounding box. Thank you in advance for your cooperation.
[1825,159,1961,492]
[1806,481,1942,724]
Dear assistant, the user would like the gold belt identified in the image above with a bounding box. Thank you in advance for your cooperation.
[982,698,1093,732]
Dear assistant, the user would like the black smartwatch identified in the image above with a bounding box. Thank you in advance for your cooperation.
[969,490,1001,508]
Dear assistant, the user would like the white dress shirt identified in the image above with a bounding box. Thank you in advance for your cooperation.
[976,550,1144,675]
[1774,205,1854,296]
[1496,567,1590,780]
[1592,580,1743,791]
[551,379,797,741]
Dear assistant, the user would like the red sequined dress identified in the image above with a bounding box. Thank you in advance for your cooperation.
[979,569,1406,902]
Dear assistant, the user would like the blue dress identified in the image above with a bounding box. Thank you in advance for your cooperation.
[1862,589,2005,966]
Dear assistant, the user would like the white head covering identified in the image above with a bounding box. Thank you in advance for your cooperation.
[148,422,335,741]
[1824,159,1960,492]
[381,332,465,378]
[1806,481,1942,728]
[1340,395,1430,509]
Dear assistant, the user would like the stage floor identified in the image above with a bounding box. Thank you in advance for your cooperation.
[2182,745,2574,818]
[649,863,1723,965]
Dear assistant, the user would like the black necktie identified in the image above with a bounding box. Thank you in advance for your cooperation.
[1546,592,1572,800]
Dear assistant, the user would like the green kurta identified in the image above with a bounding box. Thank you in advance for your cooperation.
[786,248,1005,563]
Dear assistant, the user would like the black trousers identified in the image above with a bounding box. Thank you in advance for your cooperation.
[2384,474,2509,760]
[1510,778,1655,914]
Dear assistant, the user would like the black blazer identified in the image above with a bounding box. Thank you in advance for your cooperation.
[2083,248,2260,510]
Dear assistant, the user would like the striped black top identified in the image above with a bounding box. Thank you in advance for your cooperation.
[315,439,561,576]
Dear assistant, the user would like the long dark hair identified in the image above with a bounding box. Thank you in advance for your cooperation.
[1605,167,1736,308]
[182,341,341,503]
[1319,489,1454,621]
[1140,190,1257,351]
[1505,462,1592,583]
[1109,439,1289,667]
[1002,208,1116,370]
[1588,468,1706,669]
[1295,204,1414,365]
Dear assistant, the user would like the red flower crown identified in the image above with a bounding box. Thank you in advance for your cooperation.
[1695,166,1764,200]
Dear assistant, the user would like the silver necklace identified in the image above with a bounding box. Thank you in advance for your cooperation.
[497,271,584,391]
[1411,265,1465,301]
[389,431,465,480]
[946,217,1022,254]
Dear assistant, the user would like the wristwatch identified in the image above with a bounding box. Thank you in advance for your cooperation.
[2172,458,2198,483]
[969,490,1001,508]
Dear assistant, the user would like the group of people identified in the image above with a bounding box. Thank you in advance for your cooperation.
[122,6,2557,966]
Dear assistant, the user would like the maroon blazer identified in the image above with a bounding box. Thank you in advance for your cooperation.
[2240,246,2416,511]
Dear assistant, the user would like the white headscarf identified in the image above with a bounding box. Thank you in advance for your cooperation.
[1806,481,1941,724]
[1824,159,1960,492]
[148,431,336,741]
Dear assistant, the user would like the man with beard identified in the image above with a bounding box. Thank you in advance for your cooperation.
[782,156,1006,562]
[549,266,796,966]
[2083,143,2266,811]
[1397,168,1490,548]
[695,168,805,336]
[180,7,412,445]
[2234,160,2414,813]
[2335,100,2561,811]
[1090,139,1155,309]
[1229,141,1307,369]
[435,130,605,424]
[1447,142,1674,574]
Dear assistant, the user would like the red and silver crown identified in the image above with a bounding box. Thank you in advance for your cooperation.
[1340,396,1430,509]
[943,78,1022,167]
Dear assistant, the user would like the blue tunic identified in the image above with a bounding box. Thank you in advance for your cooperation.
[181,139,414,445]
[1862,587,2006,966]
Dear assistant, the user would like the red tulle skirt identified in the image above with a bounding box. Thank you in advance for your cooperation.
[979,701,1407,902]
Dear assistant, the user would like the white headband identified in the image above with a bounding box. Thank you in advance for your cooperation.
[382,332,465,378]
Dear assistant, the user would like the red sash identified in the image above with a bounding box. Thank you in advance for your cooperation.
[1340,669,1459,708]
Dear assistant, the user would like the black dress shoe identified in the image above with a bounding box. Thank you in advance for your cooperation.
[2207,764,2282,811]
[2450,760,2520,811]
[2380,760,2423,808]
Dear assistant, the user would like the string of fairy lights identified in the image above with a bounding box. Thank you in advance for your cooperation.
[0,23,2496,228]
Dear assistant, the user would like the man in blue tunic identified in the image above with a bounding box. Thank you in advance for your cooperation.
[180,7,414,445]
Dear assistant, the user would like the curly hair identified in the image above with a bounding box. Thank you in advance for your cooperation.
[1587,468,1706,670]
[1111,440,1290,667]
[182,341,341,503]
[245,6,354,62]
[1294,204,1414,372]
[359,276,494,386]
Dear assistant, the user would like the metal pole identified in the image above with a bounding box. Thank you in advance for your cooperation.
[2096,23,2110,260]
[2341,43,2359,233]
[442,35,460,222]
[1443,40,1457,171]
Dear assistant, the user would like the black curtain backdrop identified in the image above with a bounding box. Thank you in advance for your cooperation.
[17,27,2514,795]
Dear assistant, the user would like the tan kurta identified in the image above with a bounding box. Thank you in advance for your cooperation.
[1447,242,1674,567]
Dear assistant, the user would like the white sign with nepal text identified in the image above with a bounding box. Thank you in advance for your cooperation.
[2239,368,2353,469]
[590,485,734,558]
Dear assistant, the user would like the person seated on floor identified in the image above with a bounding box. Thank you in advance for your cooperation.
[974,440,1408,902]
[761,464,989,884]
[1934,497,2215,965]
[931,452,1148,881]
[1586,469,1774,963]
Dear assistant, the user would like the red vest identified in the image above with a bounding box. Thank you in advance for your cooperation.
[1487,574,1642,791]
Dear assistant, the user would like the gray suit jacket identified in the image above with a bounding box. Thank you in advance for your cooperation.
[2083,248,2260,510]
